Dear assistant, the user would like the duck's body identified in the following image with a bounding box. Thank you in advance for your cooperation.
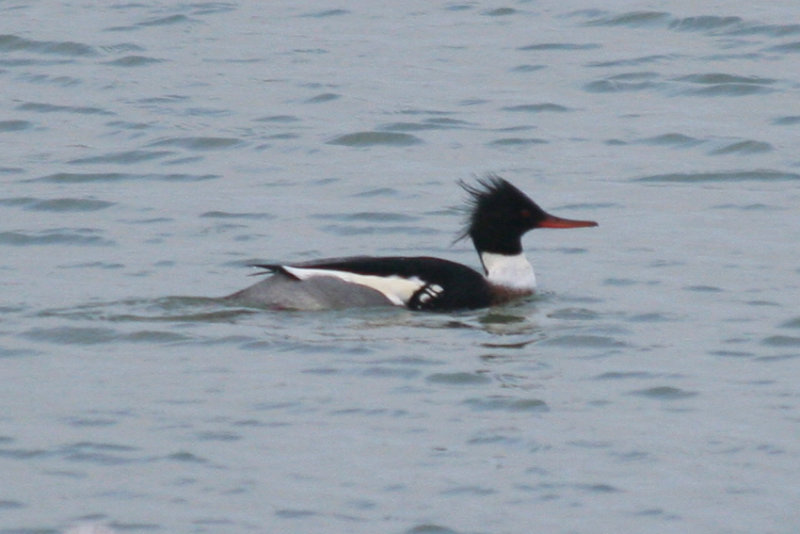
[228,255,494,311]
[226,176,597,311]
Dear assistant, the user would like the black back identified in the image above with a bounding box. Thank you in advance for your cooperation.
[253,256,493,311]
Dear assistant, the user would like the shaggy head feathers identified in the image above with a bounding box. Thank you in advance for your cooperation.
[457,175,546,255]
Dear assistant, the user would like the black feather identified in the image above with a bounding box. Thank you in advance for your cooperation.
[456,174,546,255]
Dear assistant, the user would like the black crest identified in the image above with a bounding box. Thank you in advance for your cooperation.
[457,175,546,255]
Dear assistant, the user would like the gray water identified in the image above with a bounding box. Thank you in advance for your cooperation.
[2,1,800,533]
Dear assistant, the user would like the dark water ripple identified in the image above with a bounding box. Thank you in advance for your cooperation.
[761,335,800,347]
[0,34,97,56]
[301,9,350,18]
[772,115,800,125]
[635,170,800,183]
[29,172,219,183]
[381,118,473,131]
[676,73,776,85]
[463,396,549,412]
[103,55,164,67]
[681,83,775,97]
[0,346,39,359]
[99,43,146,54]
[311,211,418,223]
[17,73,81,86]
[488,137,548,147]
[727,23,800,37]
[68,150,173,164]
[0,197,36,207]
[0,57,74,67]
[675,73,778,96]
[59,441,142,466]
[36,298,257,326]
[780,317,800,329]
[670,16,743,32]
[708,140,772,155]
[0,120,32,132]
[518,42,601,51]
[630,386,699,400]
[585,12,760,35]
[147,136,243,150]
[327,131,423,147]
[510,64,546,72]
[587,54,677,67]
[710,350,755,359]
[584,71,780,96]
[305,92,339,103]
[254,114,301,123]
[541,334,628,349]
[427,372,491,385]
[596,371,664,380]
[640,133,704,147]
[483,7,518,17]
[404,524,459,534]
[585,11,671,28]
[712,203,777,211]
[24,198,114,212]
[22,326,120,344]
[0,445,49,460]
[136,14,193,28]
[766,41,800,52]
[0,229,113,246]
[584,76,658,93]
[379,121,439,132]
[548,307,600,320]
[17,102,114,115]
[501,103,571,113]
[201,211,276,220]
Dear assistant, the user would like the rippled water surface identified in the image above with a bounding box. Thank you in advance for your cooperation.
[2,1,800,533]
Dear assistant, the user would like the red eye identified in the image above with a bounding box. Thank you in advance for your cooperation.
[520,209,531,218]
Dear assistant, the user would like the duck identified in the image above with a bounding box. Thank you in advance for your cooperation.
[226,175,597,311]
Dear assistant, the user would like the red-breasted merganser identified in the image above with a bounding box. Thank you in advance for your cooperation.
[226,176,597,311]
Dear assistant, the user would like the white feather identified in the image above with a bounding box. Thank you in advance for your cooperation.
[283,266,425,306]
[480,252,536,291]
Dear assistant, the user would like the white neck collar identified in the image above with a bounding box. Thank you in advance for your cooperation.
[480,252,536,291]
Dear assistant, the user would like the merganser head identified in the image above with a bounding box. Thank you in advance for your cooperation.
[459,175,598,255]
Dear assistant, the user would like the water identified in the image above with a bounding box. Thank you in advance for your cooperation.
[2,1,800,533]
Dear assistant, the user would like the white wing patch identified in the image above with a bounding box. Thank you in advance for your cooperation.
[416,284,444,305]
[283,266,425,306]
